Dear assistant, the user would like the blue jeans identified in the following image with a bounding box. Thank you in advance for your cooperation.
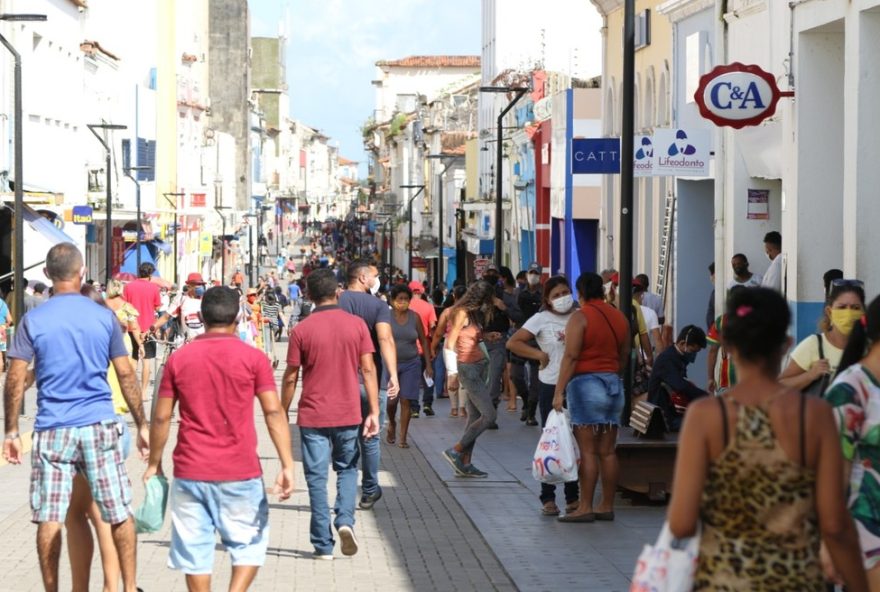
[359,386,387,497]
[300,426,360,555]
[433,344,447,397]
[412,358,434,412]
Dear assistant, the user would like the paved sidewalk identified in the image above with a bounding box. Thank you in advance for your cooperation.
[408,397,666,592]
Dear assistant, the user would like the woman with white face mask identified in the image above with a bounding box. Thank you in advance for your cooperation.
[507,276,580,516]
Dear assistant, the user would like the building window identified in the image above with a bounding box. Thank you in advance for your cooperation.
[88,169,104,192]
[635,10,651,50]
[191,193,206,207]
[136,138,156,181]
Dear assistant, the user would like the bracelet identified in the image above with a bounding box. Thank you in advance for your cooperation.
[4,432,20,441]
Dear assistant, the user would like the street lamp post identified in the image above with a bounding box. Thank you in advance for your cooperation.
[0,12,47,323]
[619,0,636,420]
[124,166,152,270]
[480,86,528,269]
[162,192,184,285]
[214,204,229,284]
[88,123,128,287]
[426,154,464,288]
[400,184,425,280]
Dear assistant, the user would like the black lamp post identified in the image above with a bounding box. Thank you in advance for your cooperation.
[400,184,425,280]
[426,154,464,288]
[87,123,128,287]
[0,12,46,323]
[479,86,528,269]
[616,0,636,422]
[124,166,152,270]
[162,192,184,285]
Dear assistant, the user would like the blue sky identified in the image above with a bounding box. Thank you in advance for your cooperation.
[250,0,481,170]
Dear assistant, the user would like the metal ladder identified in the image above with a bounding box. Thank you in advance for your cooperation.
[655,191,676,304]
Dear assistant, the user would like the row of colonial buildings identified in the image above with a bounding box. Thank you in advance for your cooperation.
[0,0,357,293]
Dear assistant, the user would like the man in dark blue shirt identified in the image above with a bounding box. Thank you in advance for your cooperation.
[647,325,708,431]
[338,260,398,511]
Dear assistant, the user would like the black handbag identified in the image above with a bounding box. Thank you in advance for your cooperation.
[802,334,830,397]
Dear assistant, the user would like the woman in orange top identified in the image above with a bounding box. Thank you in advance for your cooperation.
[442,281,496,478]
[554,272,631,522]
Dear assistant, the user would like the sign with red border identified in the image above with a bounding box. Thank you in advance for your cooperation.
[694,63,793,129]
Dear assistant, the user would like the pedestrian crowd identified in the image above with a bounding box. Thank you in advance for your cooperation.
[3,226,880,591]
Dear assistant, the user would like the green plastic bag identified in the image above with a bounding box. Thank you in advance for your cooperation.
[135,475,169,534]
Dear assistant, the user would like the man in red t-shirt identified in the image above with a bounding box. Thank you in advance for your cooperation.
[407,280,437,416]
[282,268,379,559]
[146,286,294,587]
[123,263,162,396]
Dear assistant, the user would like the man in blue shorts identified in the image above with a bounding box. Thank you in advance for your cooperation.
[3,242,149,592]
[147,286,294,590]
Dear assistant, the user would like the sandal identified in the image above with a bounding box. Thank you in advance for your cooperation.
[541,501,560,516]
[398,442,410,449]
[450,410,459,417]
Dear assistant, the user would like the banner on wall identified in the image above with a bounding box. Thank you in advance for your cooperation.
[747,189,770,220]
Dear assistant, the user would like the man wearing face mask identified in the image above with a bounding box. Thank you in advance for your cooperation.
[339,260,399,511]
[151,273,207,343]
[727,254,762,290]
[647,325,708,431]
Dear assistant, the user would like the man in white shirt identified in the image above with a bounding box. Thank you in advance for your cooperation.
[761,231,783,293]
[726,254,762,291]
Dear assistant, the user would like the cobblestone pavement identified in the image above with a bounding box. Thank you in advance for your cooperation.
[0,338,666,591]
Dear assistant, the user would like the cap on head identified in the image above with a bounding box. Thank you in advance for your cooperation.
[527,262,542,274]
[408,280,424,294]
[186,272,206,285]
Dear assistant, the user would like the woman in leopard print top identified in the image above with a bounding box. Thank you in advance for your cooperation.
[663,288,867,591]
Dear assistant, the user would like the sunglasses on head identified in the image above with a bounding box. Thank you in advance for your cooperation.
[831,279,864,289]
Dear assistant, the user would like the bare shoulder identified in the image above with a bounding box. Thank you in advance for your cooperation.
[687,395,721,421]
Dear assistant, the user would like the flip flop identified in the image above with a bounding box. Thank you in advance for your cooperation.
[398,442,410,449]
[558,513,596,523]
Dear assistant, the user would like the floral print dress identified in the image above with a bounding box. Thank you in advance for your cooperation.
[825,364,880,569]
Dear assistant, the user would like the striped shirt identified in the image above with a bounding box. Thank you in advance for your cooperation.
[261,301,282,323]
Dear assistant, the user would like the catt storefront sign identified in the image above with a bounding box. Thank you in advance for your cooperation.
[694,62,793,129]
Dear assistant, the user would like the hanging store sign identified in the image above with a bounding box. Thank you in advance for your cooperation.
[571,138,621,174]
[652,128,711,177]
[72,205,94,224]
[694,63,793,129]
[633,135,654,178]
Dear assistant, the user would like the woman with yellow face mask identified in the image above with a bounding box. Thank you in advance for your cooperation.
[780,280,866,395]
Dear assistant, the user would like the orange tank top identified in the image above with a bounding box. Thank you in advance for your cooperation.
[456,316,484,364]
[574,300,629,375]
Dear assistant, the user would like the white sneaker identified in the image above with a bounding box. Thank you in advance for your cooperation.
[337,525,358,556]
[314,553,334,561]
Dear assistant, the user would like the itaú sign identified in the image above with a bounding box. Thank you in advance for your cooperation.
[694,63,793,129]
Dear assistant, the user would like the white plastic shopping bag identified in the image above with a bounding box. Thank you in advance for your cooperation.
[630,522,700,592]
[532,409,580,484]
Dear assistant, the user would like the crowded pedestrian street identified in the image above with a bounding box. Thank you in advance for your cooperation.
[4,0,880,591]
[0,342,665,591]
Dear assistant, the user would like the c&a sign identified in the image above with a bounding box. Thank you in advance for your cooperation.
[694,63,793,129]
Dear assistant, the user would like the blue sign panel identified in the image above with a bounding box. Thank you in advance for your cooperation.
[72,205,94,225]
[571,138,621,174]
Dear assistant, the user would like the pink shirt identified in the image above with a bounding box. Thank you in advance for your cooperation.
[287,306,374,428]
[158,333,276,481]
[408,295,437,354]
[123,279,161,333]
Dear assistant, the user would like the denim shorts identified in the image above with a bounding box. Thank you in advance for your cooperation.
[168,477,269,574]
[565,372,624,427]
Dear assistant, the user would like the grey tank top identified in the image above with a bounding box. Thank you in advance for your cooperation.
[392,310,421,362]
